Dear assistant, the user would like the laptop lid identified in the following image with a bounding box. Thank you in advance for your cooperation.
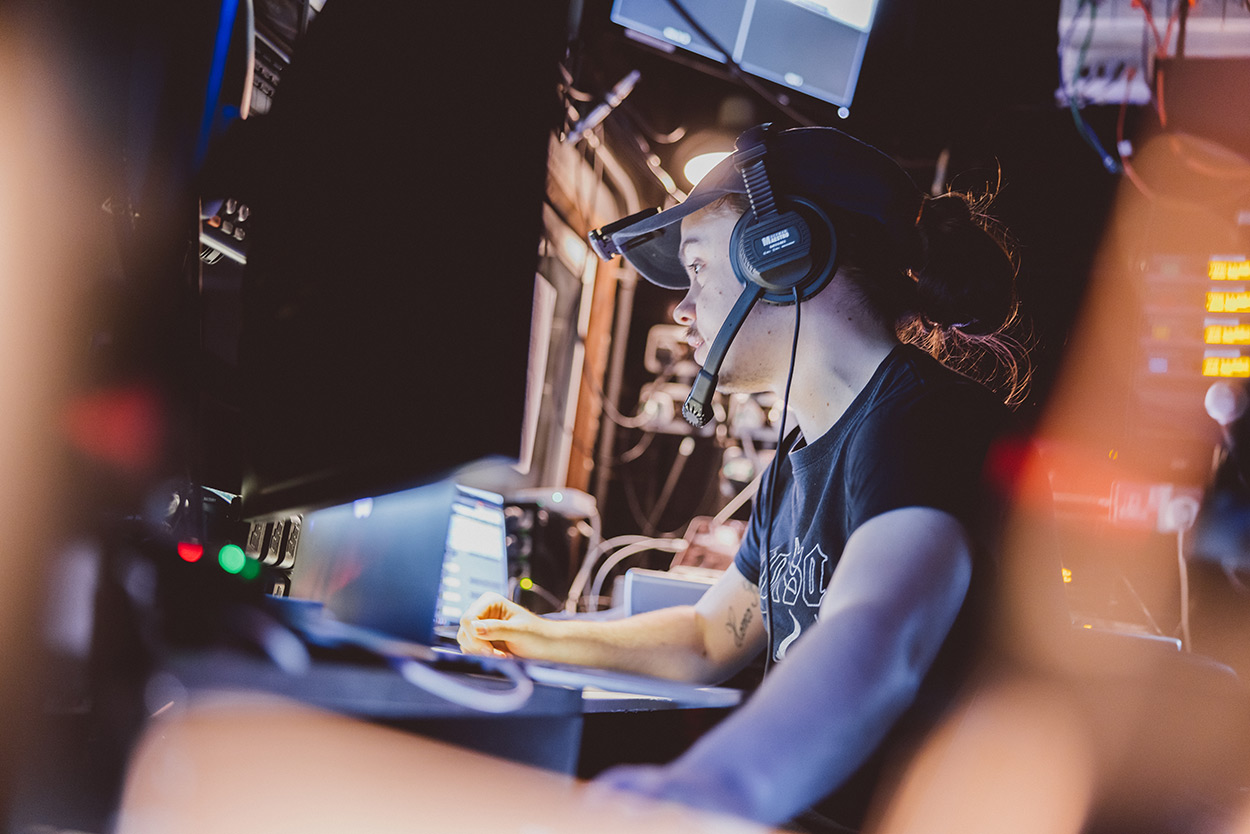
[288,479,506,646]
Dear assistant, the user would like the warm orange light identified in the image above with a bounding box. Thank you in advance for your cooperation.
[1061,568,1073,584]
[1203,355,1250,378]
[1205,324,1250,345]
[1208,259,1250,281]
[1206,292,1250,313]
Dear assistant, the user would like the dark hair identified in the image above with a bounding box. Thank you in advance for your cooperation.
[838,190,1030,407]
[708,189,1031,405]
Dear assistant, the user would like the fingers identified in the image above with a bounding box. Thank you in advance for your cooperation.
[458,592,503,655]
[469,618,518,643]
[460,591,513,623]
[457,592,534,656]
[592,763,749,819]
[456,621,501,656]
[582,764,672,820]
[592,764,671,801]
[456,621,510,656]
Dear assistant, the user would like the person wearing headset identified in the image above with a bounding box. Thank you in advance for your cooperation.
[459,124,1026,832]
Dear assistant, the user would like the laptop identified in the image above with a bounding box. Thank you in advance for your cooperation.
[280,480,740,705]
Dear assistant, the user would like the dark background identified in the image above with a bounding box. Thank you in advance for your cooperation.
[573,0,1127,418]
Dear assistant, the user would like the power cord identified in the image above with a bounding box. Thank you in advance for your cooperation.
[645,435,698,534]
[566,534,667,612]
[391,654,534,714]
[287,609,535,713]
[587,537,689,610]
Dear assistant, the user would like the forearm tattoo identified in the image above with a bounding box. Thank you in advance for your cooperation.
[725,605,754,647]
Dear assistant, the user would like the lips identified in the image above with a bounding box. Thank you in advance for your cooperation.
[683,328,704,351]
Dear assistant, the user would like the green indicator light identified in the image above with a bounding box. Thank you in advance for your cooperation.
[519,577,534,591]
[218,544,247,575]
[240,557,261,581]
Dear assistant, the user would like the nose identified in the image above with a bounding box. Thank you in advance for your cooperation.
[673,288,696,326]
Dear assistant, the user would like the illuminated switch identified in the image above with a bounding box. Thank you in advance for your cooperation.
[1207,291,1250,314]
[1205,323,1250,345]
[1209,259,1250,281]
[1203,353,1250,378]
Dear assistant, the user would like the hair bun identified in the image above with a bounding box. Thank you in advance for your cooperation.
[915,192,972,233]
[912,193,1016,335]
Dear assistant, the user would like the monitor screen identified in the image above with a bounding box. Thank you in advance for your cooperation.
[611,0,879,107]
[234,2,566,520]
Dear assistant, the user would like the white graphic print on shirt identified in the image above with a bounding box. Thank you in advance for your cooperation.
[766,538,832,660]
[777,613,802,660]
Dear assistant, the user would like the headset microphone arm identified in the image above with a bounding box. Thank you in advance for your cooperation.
[682,283,764,427]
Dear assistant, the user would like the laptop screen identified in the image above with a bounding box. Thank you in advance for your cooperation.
[432,487,510,638]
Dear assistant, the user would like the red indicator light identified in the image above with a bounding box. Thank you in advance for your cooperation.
[177,542,204,563]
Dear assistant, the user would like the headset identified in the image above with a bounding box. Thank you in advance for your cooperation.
[684,124,839,670]
[681,123,838,427]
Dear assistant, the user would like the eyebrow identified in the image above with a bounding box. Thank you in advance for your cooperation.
[678,236,702,262]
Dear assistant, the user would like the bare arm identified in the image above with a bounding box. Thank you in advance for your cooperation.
[597,507,974,824]
[457,564,766,684]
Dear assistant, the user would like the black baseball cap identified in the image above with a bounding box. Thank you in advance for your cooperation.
[589,125,924,289]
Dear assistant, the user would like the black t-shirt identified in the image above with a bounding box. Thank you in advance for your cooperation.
[735,343,1006,661]
[732,344,1008,830]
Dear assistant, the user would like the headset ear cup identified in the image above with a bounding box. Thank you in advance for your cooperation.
[730,198,837,304]
[730,213,763,287]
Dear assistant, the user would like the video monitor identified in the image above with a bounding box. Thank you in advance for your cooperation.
[611,0,880,108]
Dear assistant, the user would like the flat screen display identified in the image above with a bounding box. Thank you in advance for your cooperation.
[611,0,880,107]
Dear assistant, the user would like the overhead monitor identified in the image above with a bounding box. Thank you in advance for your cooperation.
[611,0,880,108]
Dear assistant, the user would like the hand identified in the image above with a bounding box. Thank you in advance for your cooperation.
[592,764,673,802]
[456,592,552,659]
[592,762,757,820]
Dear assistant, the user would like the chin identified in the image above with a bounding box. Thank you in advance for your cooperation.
[712,371,765,397]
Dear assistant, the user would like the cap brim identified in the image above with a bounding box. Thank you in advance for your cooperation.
[608,155,745,289]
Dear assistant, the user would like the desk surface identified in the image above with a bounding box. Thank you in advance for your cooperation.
[162,649,580,720]
[163,648,742,717]
[160,648,741,774]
